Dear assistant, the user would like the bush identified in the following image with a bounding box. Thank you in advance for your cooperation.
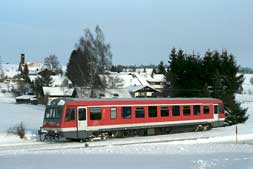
[1,89,6,93]
[7,121,26,139]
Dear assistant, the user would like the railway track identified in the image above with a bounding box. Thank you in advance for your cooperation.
[0,135,211,154]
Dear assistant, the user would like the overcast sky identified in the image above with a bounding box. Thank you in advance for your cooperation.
[0,0,252,67]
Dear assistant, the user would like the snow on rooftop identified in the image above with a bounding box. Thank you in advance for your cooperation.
[103,74,142,88]
[146,74,166,82]
[15,95,36,100]
[43,87,74,96]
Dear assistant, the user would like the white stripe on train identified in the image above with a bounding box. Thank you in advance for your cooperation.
[45,118,224,132]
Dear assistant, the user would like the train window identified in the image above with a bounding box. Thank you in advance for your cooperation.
[214,105,218,114]
[203,105,210,114]
[193,105,200,115]
[65,108,75,122]
[90,107,102,120]
[160,106,169,117]
[148,106,157,117]
[45,107,62,119]
[78,108,86,121]
[110,107,117,119]
[183,105,191,116]
[122,107,131,119]
[135,107,145,118]
[172,105,180,116]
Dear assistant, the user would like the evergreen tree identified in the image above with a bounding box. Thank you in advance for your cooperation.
[151,68,157,78]
[157,61,166,74]
[0,56,4,80]
[22,64,31,83]
[33,74,53,101]
[111,65,124,73]
[166,48,248,124]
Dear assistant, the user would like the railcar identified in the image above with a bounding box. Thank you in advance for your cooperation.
[38,98,225,141]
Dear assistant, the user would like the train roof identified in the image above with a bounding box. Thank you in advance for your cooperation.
[48,97,222,106]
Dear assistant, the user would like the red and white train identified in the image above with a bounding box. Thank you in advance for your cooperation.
[39,98,225,141]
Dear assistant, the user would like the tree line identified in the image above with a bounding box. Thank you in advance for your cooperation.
[164,48,248,124]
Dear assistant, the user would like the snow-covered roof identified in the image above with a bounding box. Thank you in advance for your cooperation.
[26,62,43,72]
[43,87,74,96]
[28,75,37,82]
[146,74,166,82]
[74,87,132,98]
[51,75,72,87]
[128,85,160,93]
[101,73,147,88]
[28,74,72,87]
[15,95,36,100]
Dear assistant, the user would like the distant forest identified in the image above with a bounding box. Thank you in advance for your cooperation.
[239,67,253,74]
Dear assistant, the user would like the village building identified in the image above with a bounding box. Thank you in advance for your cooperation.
[42,87,75,103]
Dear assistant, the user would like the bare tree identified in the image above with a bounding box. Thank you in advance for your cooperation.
[44,55,62,74]
[95,26,112,73]
[66,26,112,97]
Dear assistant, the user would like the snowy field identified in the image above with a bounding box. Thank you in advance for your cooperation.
[0,93,253,169]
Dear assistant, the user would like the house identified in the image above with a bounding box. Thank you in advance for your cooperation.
[15,94,37,104]
[42,87,75,103]
[146,74,166,92]
[98,72,165,98]
[128,85,160,97]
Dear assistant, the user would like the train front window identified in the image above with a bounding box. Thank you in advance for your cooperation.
[44,107,63,122]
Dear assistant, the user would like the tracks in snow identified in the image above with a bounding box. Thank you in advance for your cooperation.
[0,135,211,154]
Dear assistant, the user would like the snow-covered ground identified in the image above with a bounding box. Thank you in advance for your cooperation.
[0,93,253,169]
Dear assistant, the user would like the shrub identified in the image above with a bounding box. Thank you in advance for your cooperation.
[7,121,26,139]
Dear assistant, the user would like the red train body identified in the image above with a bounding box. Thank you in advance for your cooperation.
[40,98,225,140]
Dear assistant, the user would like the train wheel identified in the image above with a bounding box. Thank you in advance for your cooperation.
[203,124,212,131]
[194,125,204,132]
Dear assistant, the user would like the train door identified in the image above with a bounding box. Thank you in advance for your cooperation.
[77,107,87,138]
[213,104,219,121]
